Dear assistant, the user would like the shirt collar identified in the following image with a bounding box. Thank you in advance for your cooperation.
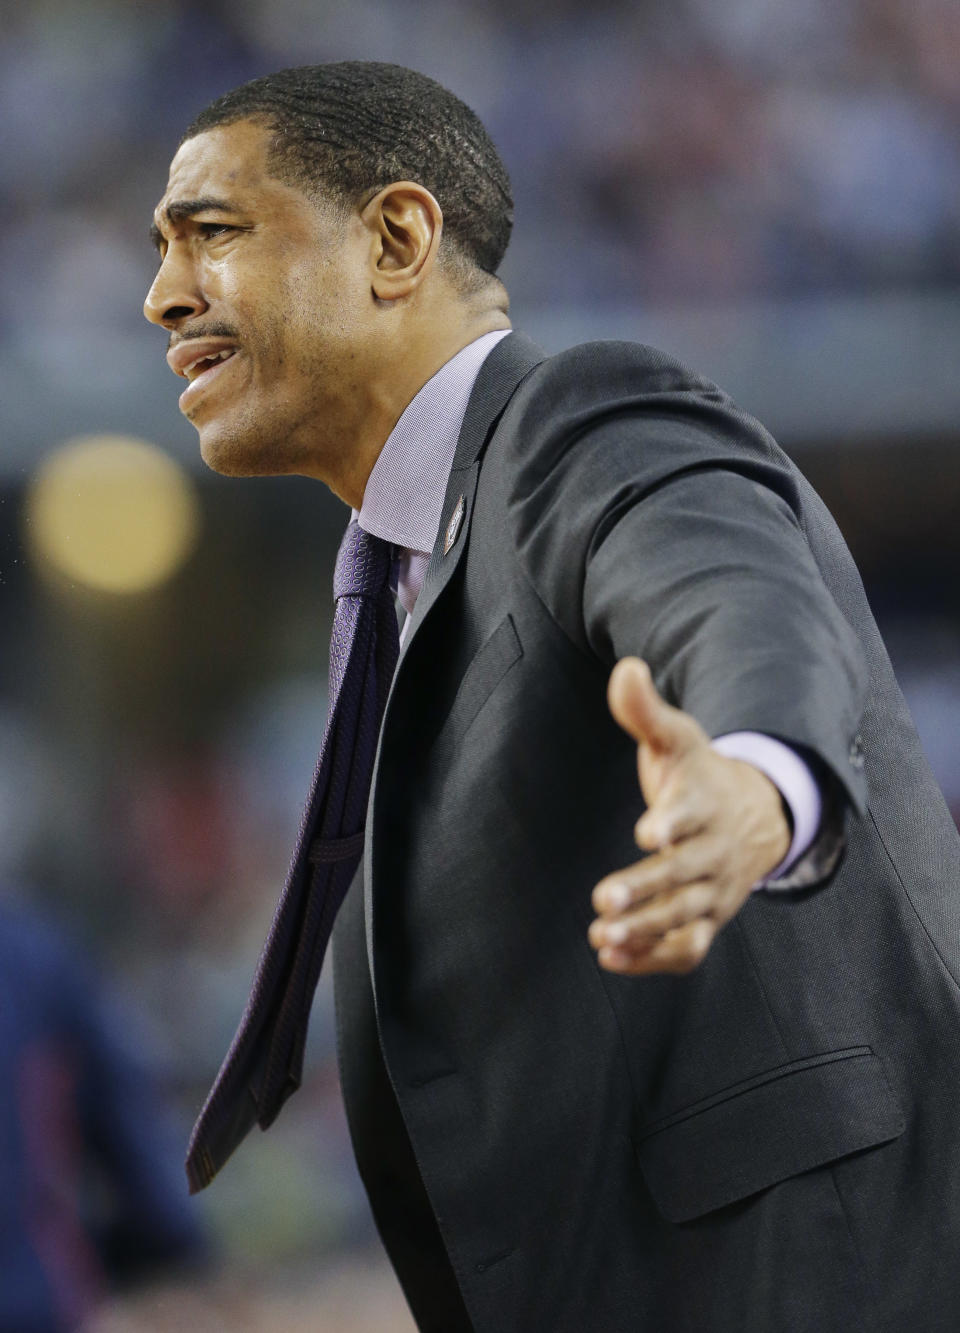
[357,329,511,555]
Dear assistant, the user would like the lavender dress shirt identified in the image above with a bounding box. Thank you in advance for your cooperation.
[357,331,821,886]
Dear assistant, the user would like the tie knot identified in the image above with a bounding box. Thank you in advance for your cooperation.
[333,520,393,600]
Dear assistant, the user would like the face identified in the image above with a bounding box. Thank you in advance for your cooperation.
[144,119,374,482]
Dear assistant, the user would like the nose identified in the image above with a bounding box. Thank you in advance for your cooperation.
[143,249,208,327]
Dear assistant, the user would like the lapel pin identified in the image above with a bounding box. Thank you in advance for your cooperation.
[444,494,466,555]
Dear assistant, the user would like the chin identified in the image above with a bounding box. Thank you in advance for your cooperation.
[198,439,252,477]
[196,412,325,483]
[198,427,277,478]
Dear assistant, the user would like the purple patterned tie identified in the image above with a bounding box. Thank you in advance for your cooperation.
[185,520,400,1192]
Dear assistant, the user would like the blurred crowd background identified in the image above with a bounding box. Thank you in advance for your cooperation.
[2,0,959,1328]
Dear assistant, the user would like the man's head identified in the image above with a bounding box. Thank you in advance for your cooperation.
[184,63,513,288]
[144,63,513,503]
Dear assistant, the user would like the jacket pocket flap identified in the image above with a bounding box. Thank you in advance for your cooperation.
[635,1047,905,1224]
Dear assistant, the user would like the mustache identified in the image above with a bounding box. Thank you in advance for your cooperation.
[167,322,239,351]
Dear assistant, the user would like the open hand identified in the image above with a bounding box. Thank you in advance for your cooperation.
[589,658,791,975]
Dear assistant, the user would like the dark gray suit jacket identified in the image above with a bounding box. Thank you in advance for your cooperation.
[333,332,960,1332]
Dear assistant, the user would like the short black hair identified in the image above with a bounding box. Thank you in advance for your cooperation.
[183,62,513,280]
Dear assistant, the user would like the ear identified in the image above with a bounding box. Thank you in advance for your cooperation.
[361,181,443,301]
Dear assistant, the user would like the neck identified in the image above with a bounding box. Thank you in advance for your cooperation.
[328,307,511,510]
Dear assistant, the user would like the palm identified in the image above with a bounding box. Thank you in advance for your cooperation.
[638,745,676,813]
[589,656,791,976]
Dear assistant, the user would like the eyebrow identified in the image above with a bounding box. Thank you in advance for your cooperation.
[149,196,239,250]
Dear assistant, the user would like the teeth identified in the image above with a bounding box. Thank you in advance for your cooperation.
[183,348,235,379]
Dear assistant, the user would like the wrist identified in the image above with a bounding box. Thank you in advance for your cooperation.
[731,759,792,880]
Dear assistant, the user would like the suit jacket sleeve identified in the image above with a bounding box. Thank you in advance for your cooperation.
[504,341,869,833]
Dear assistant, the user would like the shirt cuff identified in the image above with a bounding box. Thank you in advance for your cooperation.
[710,732,823,889]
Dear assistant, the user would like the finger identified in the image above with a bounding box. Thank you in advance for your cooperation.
[607,658,704,758]
[598,917,717,976]
[635,797,710,852]
[588,881,717,952]
[592,839,719,916]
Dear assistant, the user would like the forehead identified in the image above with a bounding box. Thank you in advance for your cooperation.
[156,119,283,218]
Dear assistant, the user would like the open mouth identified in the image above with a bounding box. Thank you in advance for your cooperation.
[168,339,242,414]
[181,348,237,383]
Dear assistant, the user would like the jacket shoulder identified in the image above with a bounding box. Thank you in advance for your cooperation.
[496,338,791,511]
[519,338,727,405]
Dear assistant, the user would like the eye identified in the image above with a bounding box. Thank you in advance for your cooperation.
[198,222,235,239]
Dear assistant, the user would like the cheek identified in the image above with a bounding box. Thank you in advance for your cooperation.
[234,256,365,388]
[226,294,287,372]
[287,250,363,328]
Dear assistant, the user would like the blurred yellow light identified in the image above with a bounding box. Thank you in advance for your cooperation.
[25,434,201,594]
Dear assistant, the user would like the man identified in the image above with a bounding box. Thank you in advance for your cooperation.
[144,63,960,1332]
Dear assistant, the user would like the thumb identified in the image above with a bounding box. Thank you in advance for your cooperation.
[607,658,704,757]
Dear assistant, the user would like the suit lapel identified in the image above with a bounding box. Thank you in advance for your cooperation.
[397,332,545,655]
[362,331,545,971]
